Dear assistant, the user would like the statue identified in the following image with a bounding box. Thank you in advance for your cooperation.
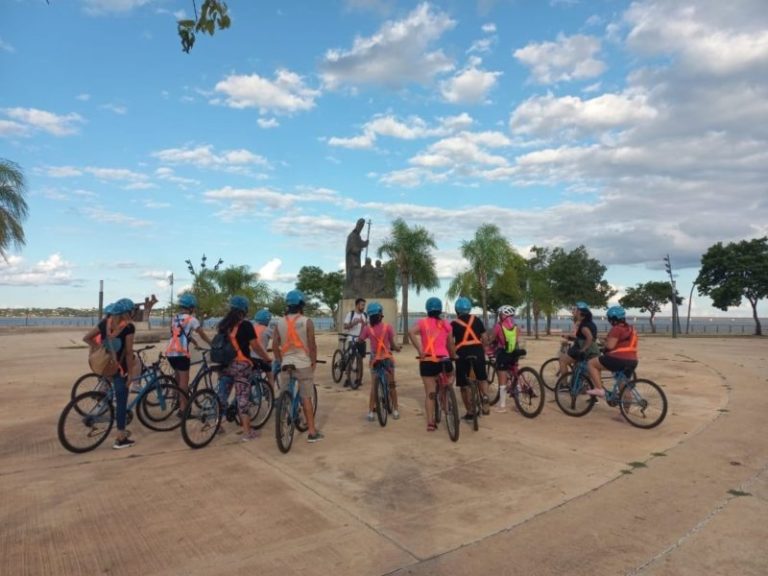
[345,218,369,283]
[343,218,395,299]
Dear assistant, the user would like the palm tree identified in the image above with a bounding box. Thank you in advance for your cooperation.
[0,159,29,261]
[377,218,439,344]
[458,224,511,326]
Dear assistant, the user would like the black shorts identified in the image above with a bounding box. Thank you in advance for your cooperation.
[419,360,453,378]
[455,356,487,387]
[599,355,637,376]
[495,349,525,370]
[168,355,191,371]
[355,340,367,359]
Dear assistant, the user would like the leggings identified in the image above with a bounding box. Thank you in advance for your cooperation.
[113,374,128,430]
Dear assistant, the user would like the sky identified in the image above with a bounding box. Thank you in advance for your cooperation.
[1,0,767,318]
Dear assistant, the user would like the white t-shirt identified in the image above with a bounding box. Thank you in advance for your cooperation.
[345,310,367,338]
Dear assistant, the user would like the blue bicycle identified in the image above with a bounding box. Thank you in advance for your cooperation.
[275,363,319,453]
[372,359,393,427]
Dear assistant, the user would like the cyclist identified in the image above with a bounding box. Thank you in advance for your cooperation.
[451,297,491,419]
[490,305,523,413]
[165,293,212,412]
[587,305,638,397]
[357,301,402,422]
[252,308,276,392]
[558,301,600,382]
[83,297,136,449]
[342,297,368,388]
[272,289,324,443]
[408,297,456,432]
[216,295,272,442]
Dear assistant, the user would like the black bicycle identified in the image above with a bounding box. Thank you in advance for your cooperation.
[331,333,364,389]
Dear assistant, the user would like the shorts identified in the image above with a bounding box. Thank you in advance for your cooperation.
[278,366,314,399]
[419,359,453,378]
[168,355,191,371]
[455,355,487,387]
[599,355,638,376]
[355,340,367,359]
[567,345,599,360]
[495,349,525,370]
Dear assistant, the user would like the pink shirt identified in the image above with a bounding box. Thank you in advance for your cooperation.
[359,323,396,362]
[418,317,452,360]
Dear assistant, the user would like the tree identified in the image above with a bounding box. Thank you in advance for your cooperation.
[620,281,681,333]
[296,266,344,327]
[177,0,231,53]
[184,255,269,318]
[696,237,768,336]
[377,218,439,344]
[0,159,29,261]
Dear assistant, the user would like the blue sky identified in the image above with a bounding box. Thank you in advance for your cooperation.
[1,0,766,318]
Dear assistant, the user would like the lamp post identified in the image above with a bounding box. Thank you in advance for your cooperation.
[664,254,678,338]
[686,280,697,335]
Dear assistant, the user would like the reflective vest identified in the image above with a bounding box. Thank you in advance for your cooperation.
[500,325,518,353]
[166,314,193,357]
[280,315,307,354]
[420,318,447,362]
[610,326,638,355]
[454,316,482,349]
[370,324,393,361]
[230,322,250,363]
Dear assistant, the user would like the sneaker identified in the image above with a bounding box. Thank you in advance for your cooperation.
[113,436,136,450]
[495,406,507,413]
[241,430,260,442]
[307,431,325,443]
[367,411,375,422]
[392,410,400,420]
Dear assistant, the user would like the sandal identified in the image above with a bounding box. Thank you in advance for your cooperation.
[427,422,437,432]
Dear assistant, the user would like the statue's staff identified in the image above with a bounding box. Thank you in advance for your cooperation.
[364,219,372,260]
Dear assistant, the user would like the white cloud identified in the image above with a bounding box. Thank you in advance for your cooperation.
[76,93,91,101]
[320,3,456,90]
[440,57,501,104]
[45,166,84,178]
[84,167,149,184]
[258,258,288,281]
[0,253,78,286]
[81,206,151,227]
[257,117,279,129]
[2,107,85,136]
[328,133,377,149]
[514,33,605,84]
[214,69,319,114]
[481,23,496,34]
[152,145,268,168]
[154,167,199,187]
[0,119,29,138]
[81,0,153,15]
[100,103,127,115]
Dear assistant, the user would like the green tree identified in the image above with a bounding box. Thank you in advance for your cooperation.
[296,266,344,327]
[377,218,439,344]
[0,159,29,261]
[620,281,681,333]
[184,256,269,318]
[177,0,231,53]
[695,237,768,336]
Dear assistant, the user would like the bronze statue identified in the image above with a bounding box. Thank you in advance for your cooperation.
[345,218,369,283]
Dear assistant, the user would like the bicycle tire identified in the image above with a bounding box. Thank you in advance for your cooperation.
[619,378,667,429]
[331,349,344,383]
[486,364,500,405]
[433,388,442,425]
[58,391,114,453]
[141,369,178,408]
[445,386,460,442]
[486,359,496,384]
[250,378,274,430]
[295,384,318,433]
[554,372,596,417]
[375,373,388,427]
[469,382,480,431]
[513,367,546,418]
[181,388,221,449]
[275,390,295,453]
[138,378,187,432]
[539,357,561,392]
[189,367,220,396]
[349,353,364,389]
[70,372,111,401]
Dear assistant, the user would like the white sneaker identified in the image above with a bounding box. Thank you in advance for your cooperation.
[367,411,375,422]
[392,410,400,420]
[495,406,507,413]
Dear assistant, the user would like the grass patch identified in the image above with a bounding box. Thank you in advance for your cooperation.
[620,469,632,475]
[651,452,667,457]
[727,489,751,497]
[718,409,730,413]
[628,461,647,469]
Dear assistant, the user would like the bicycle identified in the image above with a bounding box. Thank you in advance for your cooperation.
[485,353,499,403]
[58,357,186,453]
[331,333,364,389]
[553,360,667,428]
[275,362,321,453]
[458,355,489,432]
[500,352,545,418]
[541,344,637,393]
[430,358,460,442]
[372,359,394,427]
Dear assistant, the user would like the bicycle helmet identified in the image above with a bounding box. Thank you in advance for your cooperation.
[454,297,472,314]
[425,297,442,313]
[112,298,135,315]
[178,293,197,309]
[366,302,383,316]
[575,301,590,312]
[285,289,305,306]
[498,305,515,318]
[104,302,116,315]
[606,305,626,322]
[254,308,272,326]
[229,295,249,312]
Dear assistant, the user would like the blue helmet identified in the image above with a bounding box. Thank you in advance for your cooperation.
[367,302,383,316]
[254,308,272,326]
[425,297,442,313]
[455,297,472,314]
[104,302,116,315]
[285,289,305,306]
[178,293,197,309]
[229,295,249,312]
[575,301,590,312]
[112,298,135,315]
[606,305,626,321]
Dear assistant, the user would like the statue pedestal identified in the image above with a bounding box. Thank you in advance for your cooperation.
[337,298,399,343]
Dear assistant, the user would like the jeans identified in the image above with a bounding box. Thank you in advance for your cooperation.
[113,374,128,430]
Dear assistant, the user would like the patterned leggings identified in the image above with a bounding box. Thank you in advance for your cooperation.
[220,361,253,414]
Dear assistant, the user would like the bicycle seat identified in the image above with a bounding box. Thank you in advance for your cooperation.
[281,364,297,372]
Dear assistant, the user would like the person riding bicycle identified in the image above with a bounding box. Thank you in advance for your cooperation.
[272,289,324,443]
[558,301,600,384]
[165,293,212,412]
[587,305,638,397]
[342,297,368,388]
[252,308,276,392]
[490,305,524,413]
[82,297,136,449]
[408,297,456,432]
[451,297,491,419]
[216,296,272,442]
[357,301,402,422]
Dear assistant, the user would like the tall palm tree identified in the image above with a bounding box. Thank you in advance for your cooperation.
[377,218,439,344]
[0,159,29,261]
[459,224,511,326]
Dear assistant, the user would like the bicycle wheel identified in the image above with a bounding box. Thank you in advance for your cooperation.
[486,359,496,384]
[70,372,111,401]
[539,357,561,392]
[619,379,668,429]
[375,373,388,427]
[349,353,364,389]
[189,367,220,396]
[513,367,545,418]
[250,378,274,430]
[486,363,500,405]
[554,372,596,417]
[445,386,460,442]
[331,349,344,383]
[181,388,222,449]
[275,390,295,454]
[141,370,178,408]
[138,378,187,431]
[58,391,114,453]
[469,382,480,431]
[296,384,318,433]
[433,388,442,425]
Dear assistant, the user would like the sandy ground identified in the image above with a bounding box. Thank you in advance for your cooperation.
[1,327,766,576]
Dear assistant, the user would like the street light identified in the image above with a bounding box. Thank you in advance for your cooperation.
[664,254,678,338]
[686,280,697,334]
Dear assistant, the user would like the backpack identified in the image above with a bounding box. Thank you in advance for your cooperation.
[210,322,240,365]
[88,344,120,377]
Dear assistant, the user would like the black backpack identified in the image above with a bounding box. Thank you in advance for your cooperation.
[210,323,239,364]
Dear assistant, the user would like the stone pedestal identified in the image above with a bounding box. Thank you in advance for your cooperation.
[337,298,399,346]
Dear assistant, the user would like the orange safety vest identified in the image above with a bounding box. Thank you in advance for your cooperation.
[610,326,638,355]
[280,315,307,354]
[230,322,250,363]
[166,315,193,357]
[454,315,482,349]
[370,324,393,361]
[421,318,446,362]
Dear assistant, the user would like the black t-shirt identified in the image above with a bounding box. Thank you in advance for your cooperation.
[576,319,597,343]
[233,320,257,359]
[451,315,486,358]
[98,317,136,371]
